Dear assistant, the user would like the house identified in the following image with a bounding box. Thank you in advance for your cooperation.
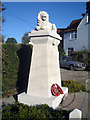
[64,18,84,56]
[57,1,90,56]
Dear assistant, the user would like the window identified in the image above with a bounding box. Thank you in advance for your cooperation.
[70,31,77,40]
[68,48,74,56]
[87,15,88,23]
[86,13,90,23]
[87,13,90,23]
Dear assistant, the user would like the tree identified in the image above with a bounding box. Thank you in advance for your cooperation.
[2,4,6,23]
[6,38,17,43]
[0,2,6,43]
[0,2,6,23]
[22,32,30,44]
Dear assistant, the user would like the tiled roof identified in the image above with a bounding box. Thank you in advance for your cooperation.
[57,28,66,34]
[64,19,82,33]
[64,28,77,33]
[57,18,82,34]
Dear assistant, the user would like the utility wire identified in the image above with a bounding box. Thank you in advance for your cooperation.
[77,2,86,14]
[6,8,35,29]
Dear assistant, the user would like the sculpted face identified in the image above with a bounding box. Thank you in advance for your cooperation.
[40,11,48,22]
[41,15,47,21]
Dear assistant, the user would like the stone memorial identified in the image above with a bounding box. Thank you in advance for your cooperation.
[18,11,68,109]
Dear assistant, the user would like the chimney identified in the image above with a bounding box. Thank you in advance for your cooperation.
[82,13,85,17]
[86,1,90,13]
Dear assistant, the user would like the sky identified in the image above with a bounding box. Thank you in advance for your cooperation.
[2,2,86,43]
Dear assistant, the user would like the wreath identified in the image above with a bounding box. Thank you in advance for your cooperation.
[51,83,64,96]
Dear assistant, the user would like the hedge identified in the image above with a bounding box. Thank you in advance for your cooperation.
[2,44,32,96]
[62,80,86,93]
[2,102,69,120]
[2,44,20,96]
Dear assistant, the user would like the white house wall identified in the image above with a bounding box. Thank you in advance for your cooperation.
[64,13,88,55]
[64,32,78,56]
[88,23,90,51]
[77,14,88,51]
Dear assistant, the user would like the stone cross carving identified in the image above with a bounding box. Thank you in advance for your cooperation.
[35,11,57,32]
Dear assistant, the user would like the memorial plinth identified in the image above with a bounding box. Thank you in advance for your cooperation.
[18,30,68,109]
[27,30,62,97]
[18,11,68,109]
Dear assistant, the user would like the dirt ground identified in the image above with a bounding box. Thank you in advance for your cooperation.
[60,68,89,85]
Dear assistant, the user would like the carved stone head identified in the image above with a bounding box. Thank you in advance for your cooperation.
[35,11,56,32]
[37,11,49,25]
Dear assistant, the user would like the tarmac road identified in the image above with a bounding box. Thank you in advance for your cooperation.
[59,68,89,119]
[60,68,89,85]
[57,92,88,119]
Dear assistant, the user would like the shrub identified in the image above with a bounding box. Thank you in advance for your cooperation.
[62,80,86,92]
[70,48,90,70]
[2,102,69,120]
[6,38,17,43]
